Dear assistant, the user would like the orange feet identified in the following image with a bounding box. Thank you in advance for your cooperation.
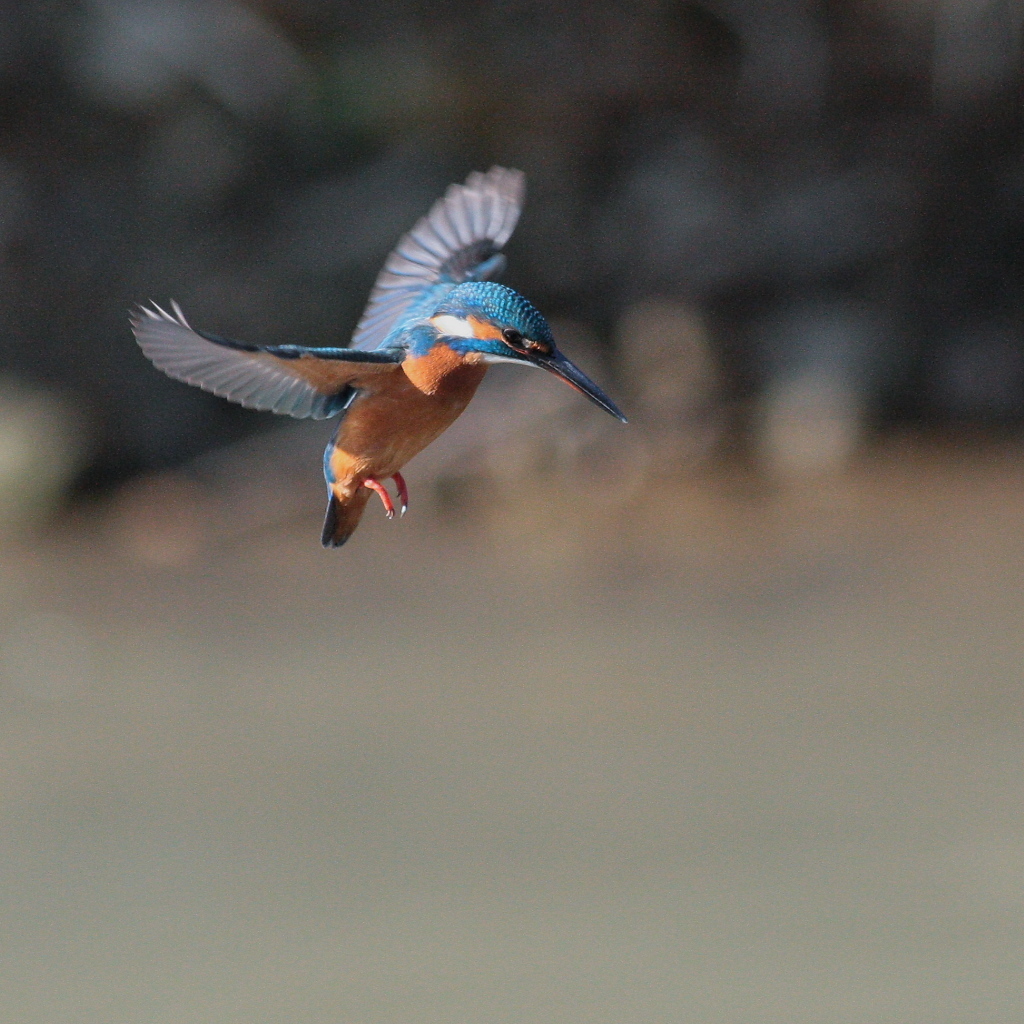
[362,477,396,519]
[362,474,410,519]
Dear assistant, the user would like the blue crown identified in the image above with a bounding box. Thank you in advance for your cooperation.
[434,282,555,346]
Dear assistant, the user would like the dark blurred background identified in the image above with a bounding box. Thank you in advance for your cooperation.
[3,0,1024,496]
[3,4,1024,1021]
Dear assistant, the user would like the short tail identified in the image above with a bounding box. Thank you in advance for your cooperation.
[321,488,372,548]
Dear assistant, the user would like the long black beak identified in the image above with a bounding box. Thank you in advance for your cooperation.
[536,350,628,423]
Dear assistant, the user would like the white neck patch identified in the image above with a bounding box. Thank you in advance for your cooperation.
[430,314,476,339]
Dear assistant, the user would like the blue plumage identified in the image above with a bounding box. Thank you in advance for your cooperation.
[437,283,554,343]
[351,167,525,352]
[132,167,626,549]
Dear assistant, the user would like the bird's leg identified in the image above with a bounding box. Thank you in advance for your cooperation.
[362,477,396,519]
[391,472,409,517]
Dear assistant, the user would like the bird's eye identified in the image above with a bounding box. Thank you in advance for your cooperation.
[502,328,525,349]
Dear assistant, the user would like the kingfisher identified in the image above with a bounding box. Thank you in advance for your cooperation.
[132,167,626,547]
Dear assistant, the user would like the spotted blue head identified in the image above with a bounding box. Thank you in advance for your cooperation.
[427,281,627,422]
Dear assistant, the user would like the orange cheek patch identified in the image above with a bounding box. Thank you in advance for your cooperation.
[467,316,505,341]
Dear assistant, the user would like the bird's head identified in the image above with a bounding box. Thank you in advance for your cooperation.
[427,282,627,422]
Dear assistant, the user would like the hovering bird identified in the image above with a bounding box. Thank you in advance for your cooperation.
[132,167,626,548]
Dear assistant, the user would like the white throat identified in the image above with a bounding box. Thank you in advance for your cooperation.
[480,353,540,367]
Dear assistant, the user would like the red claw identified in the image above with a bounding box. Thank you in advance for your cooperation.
[391,472,409,517]
[362,477,396,519]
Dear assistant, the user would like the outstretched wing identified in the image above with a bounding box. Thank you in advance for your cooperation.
[350,166,526,351]
[132,303,403,419]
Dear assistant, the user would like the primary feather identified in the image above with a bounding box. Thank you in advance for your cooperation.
[131,302,403,419]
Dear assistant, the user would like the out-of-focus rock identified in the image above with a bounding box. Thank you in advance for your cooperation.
[750,299,891,478]
[0,380,87,536]
[616,299,723,472]
[757,370,862,479]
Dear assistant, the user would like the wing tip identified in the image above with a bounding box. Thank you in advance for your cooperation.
[350,165,528,351]
[130,299,190,333]
[471,164,525,194]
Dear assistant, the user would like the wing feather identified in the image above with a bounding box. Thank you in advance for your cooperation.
[350,166,525,351]
[132,302,402,420]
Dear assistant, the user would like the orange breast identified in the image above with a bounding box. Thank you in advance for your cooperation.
[328,345,487,497]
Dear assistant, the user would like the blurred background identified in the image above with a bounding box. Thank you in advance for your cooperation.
[0,1,1023,1020]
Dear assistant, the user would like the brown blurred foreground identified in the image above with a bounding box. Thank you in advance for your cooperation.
[0,433,1023,1021]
